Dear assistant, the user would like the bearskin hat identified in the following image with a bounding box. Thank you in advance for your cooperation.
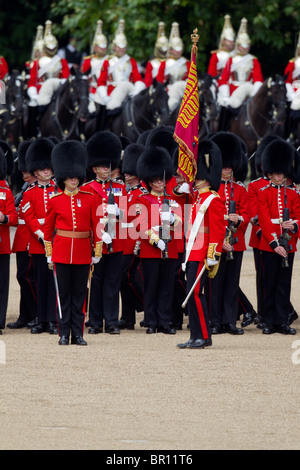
[137,146,174,188]
[290,148,300,184]
[0,140,14,176]
[146,126,178,157]
[136,129,151,146]
[262,139,294,177]
[195,139,222,191]
[209,132,243,175]
[233,136,248,183]
[86,131,122,171]
[254,135,282,175]
[0,147,7,180]
[25,137,55,175]
[51,141,87,191]
[122,143,145,176]
[17,140,32,172]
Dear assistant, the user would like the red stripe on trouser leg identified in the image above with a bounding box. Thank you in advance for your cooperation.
[193,262,209,340]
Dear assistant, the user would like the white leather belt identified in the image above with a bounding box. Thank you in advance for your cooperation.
[38,218,45,224]
[271,218,282,224]
[18,219,25,225]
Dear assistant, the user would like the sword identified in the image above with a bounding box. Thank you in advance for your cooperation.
[181,264,206,308]
[86,264,94,322]
[52,264,62,320]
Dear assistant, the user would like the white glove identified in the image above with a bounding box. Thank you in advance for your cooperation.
[130,80,146,97]
[161,211,175,224]
[286,83,294,102]
[47,256,53,270]
[107,203,120,216]
[96,86,110,105]
[217,84,230,107]
[178,182,190,194]
[206,258,218,267]
[27,86,38,106]
[157,239,166,251]
[102,232,112,245]
[251,81,263,96]
[92,256,101,264]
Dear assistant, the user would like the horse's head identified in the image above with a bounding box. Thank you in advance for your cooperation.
[65,69,89,122]
[198,74,218,124]
[148,80,170,126]
[265,74,287,126]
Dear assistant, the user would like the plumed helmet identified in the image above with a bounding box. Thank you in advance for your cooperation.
[51,140,87,191]
[169,22,183,52]
[86,131,122,170]
[195,139,222,191]
[219,15,235,49]
[113,19,127,49]
[209,132,243,176]
[31,25,44,61]
[122,143,145,176]
[146,126,178,157]
[43,20,58,57]
[0,140,14,176]
[137,146,174,187]
[236,18,251,50]
[91,20,108,54]
[155,22,169,58]
[25,137,55,175]
[17,140,32,172]
[262,139,294,177]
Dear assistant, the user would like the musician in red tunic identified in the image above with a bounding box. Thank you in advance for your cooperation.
[177,140,226,349]
[0,147,18,334]
[257,140,300,335]
[44,141,102,345]
[83,131,127,334]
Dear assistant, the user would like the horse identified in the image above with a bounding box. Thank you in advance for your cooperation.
[227,74,287,179]
[0,71,27,151]
[38,69,89,141]
[168,73,218,138]
[84,80,170,142]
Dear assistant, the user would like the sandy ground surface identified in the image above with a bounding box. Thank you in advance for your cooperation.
[1,231,300,450]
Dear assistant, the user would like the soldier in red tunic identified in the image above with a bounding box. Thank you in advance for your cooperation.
[257,140,300,335]
[207,132,250,334]
[8,140,38,329]
[135,146,181,334]
[21,138,58,334]
[144,22,169,88]
[44,141,102,345]
[207,15,235,83]
[83,131,127,334]
[0,146,18,334]
[0,55,9,80]
[177,140,226,349]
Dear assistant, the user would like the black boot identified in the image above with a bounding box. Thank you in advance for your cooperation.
[95,104,107,131]
[27,106,38,138]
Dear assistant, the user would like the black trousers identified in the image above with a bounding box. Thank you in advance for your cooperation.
[55,263,90,338]
[170,251,187,327]
[207,251,243,326]
[32,254,57,323]
[141,257,176,329]
[260,251,294,326]
[120,254,144,324]
[253,248,264,318]
[89,251,123,328]
[16,252,37,323]
[187,261,210,340]
[238,287,255,319]
[0,254,10,329]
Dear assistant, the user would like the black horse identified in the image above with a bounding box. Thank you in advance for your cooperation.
[168,74,218,138]
[84,80,170,141]
[227,74,287,179]
[38,69,89,141]
[0,71,26,151]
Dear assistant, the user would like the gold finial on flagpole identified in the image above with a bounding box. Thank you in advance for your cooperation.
[191,28,199,58]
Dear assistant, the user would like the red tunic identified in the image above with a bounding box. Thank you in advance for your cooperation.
[28,57,70,92]
[12,195,32,253]
[82,178,127,254]
[218,180,250,252]
[257,183,300,253]
[97,56,143,96]
[0,180,18,254]
[284,59,300,90]
[44,189,101,264]
[21,181,57,254]
[218,55,263,94]
[247,176,270,249]
[185,188,226,262]
[0,56,9,80]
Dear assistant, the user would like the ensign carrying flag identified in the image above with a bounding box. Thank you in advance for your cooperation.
[173,28,200,187]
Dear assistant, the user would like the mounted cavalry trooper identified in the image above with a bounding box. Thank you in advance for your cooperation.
[27,20,70,137]
[284,31,300,140]
[144,22,169,87]
[156,22,190,112]
[207,15,235,87]
[96,19,146,111]
[217,18,263,129]
[81,20,109,114]
[25,25,45,75]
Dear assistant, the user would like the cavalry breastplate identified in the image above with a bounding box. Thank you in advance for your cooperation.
[165,57,187,83]
[216,50,232,71]
[231,54,253,84]
[38,56,62,80]
[150,58,163,78]
[90,56,106,87]
[292,57,300,89]
[108,55,132,84]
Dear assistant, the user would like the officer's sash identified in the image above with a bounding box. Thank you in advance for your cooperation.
[89,181,109,200]
[108,54,130,75]
[38,55,61,79]
[165,57,186,75]
[182,193,216,271]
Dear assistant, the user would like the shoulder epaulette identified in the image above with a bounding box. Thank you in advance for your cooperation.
[79,189,94,196]
[82,180,94,187]
[259,185,270,191]
[83,55,93,60]
[139,186,149,194]
[50,192,63,199]
[211,190,220,197]
[236,181,246,188]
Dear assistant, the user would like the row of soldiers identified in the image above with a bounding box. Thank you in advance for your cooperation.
[0,127,299,348]
[2,15,300,137]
